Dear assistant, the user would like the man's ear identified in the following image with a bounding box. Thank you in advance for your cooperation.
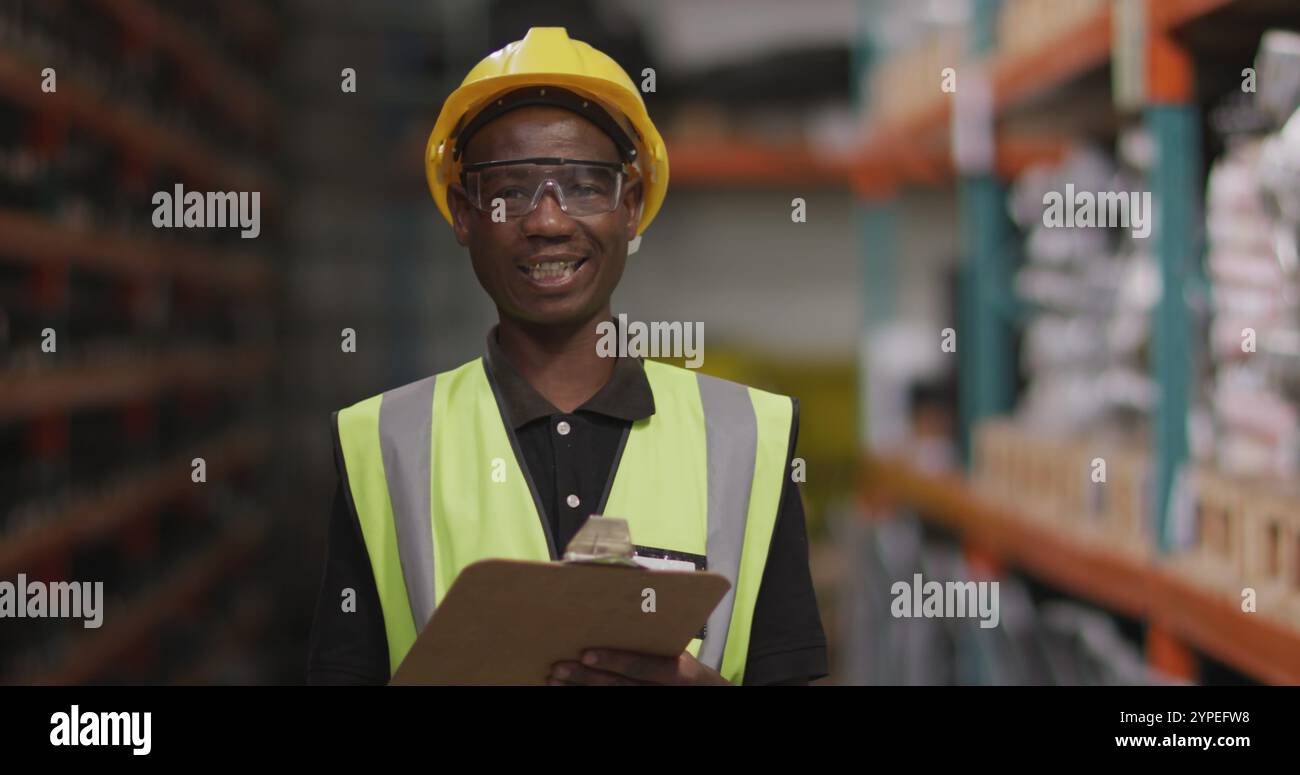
[448,184,474,247]
[621,177,644,241]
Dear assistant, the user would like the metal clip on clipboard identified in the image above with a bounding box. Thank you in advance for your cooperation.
[561,515,638,567]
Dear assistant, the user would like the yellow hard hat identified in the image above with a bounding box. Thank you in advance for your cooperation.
[426,27,669,236]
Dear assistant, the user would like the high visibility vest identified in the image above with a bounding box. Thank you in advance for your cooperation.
[333,357,794,684]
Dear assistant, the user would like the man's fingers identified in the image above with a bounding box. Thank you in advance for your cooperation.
[549,661,644,686]
[580,649,680,684]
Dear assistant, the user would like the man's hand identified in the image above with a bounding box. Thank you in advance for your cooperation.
[548,649,731,685]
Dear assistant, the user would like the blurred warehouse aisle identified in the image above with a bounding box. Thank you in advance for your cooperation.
[0,0,281,683]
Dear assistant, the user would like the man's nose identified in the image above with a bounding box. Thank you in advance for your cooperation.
[520,181,576,237]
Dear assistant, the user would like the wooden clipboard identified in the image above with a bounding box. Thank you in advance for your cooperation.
[389,558,731,685]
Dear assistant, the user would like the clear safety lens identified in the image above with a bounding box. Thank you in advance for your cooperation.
[467,161,624,218]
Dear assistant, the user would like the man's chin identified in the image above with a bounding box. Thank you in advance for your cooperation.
[502,282,605,324]
[505,297,609,330]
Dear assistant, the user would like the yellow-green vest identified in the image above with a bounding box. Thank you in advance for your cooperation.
[333,357,794,684]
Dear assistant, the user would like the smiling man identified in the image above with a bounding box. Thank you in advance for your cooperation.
[307,27,827,686]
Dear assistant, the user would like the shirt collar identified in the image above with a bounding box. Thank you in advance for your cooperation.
[484,323,656,429]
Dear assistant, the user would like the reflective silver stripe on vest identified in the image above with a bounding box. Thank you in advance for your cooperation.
[378,375,437,631]
[695,373,758,670]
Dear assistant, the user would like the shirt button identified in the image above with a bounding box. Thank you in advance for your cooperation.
[556,420,571,436]
[566,494,580,509]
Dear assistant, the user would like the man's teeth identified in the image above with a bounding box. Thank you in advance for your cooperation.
[526,260,581,280]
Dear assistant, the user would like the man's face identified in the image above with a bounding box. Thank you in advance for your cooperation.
[448,106,643,327]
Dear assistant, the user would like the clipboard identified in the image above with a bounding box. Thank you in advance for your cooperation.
[389,558,731,685]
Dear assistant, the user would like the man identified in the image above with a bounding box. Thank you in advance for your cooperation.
[307,27,826,685]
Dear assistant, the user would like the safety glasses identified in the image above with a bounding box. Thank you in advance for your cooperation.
[460,157,629,219]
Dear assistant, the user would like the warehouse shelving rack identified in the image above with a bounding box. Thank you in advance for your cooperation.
[27,521,265,686]
[0,47,273,196]
[0,208,273,293]
[0,427,271,578]
[0,0,281,684]
[861,455,1300,683]
[659,0,1294,683]
[850,0,1300,684]
[86,0,279,141]
[1,348,272,420]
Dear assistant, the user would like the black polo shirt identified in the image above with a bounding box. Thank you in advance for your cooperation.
[307,331,828,685]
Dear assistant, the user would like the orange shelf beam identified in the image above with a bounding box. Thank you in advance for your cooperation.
[670,141,853,186]
[18,524,264,686]
[0,48,273,196]
[990,5,1113,116]
[88,0,278,139]
[860,453,1300,684]
[1146,565,1300,685]
[670,134,1066,190]
[0,349,274,423]
[861,454,1150,617]
[856,0,1240,187]
[0,209,273,294]
[0,428,271,577]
